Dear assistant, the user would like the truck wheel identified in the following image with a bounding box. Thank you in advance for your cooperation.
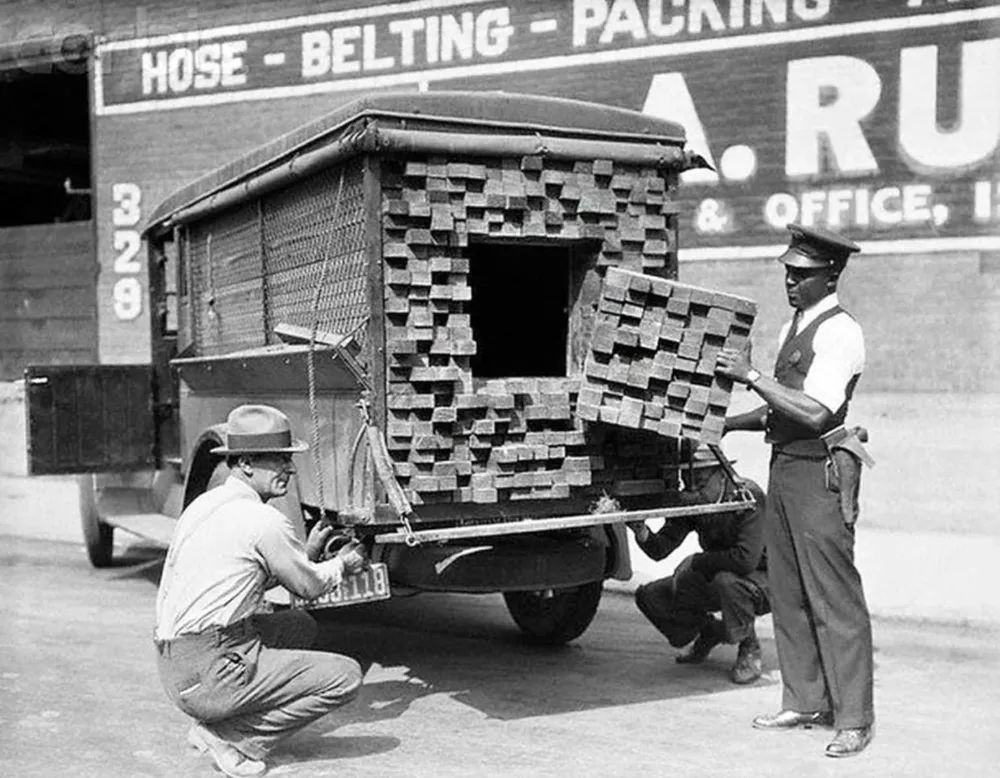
[503,581,603,645]
[79,474,114,568]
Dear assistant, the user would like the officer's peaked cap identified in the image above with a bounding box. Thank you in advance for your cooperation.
[778,223,861,269]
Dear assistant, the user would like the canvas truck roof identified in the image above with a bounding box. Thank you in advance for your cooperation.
[143,90,688,236]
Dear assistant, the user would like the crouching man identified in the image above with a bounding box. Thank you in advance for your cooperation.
[154,405,369,778]
[629,446,769,684]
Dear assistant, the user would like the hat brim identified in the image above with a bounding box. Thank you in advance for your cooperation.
[211,439,309,455]
[778,247,832,269]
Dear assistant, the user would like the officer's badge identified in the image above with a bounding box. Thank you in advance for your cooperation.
[788,350,802,366]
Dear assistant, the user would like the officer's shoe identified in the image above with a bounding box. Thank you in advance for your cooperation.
[825,725,874,758]
[730,638,763,684]
[752,710,834,730]
[676,618,724,664]
[188,722,268,777]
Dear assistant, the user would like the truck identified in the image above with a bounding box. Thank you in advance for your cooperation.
[24,91,755,644]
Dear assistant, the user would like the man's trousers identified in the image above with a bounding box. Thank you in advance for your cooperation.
[766,450,874,730]
[635,562,770,647]
[155,609,362,759]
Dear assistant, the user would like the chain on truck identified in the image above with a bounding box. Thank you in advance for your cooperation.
[24,91,758,645]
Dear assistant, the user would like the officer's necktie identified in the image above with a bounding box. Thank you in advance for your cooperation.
[781,309,803,351]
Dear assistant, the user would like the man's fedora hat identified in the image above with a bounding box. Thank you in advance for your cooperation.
[778,223,861,269]
[211,404,308,455]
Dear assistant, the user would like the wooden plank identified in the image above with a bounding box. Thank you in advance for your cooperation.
[2,317,99,350]
[0,288,97,320]
[366,154,388,432]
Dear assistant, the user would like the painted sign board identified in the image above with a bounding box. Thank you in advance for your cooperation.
[90,0,1000,361]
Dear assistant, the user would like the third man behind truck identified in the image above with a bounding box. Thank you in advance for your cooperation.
[716,223,876,758]
[628,445,769,685]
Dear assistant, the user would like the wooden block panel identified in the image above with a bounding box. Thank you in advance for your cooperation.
[381,156,683,502]
[580,267,758,445]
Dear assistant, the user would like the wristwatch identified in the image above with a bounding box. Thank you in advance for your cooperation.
[746,368,762,386]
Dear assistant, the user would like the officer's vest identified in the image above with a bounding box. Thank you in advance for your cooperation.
[765,305,860,455]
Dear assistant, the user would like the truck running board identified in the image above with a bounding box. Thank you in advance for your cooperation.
[374,499,755,545]
[97,487,176,547]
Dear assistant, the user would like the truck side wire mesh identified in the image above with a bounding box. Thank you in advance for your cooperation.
[187,202,262,355]
[185,158,369,358]
[263,158,369,357]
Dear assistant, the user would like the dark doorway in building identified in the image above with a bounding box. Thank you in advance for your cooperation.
[0,52,91,226]
[467,243,571,378]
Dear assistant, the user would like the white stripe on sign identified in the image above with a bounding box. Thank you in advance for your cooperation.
[679,236,1000,262]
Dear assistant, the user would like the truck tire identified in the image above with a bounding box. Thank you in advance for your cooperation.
[79,474,114,568]
[503,581,604,645]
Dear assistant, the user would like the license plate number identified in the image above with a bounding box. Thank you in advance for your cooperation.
[290,563,391,610]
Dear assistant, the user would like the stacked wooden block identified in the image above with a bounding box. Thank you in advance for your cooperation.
[579,267,757,445]
[381,155,683,505]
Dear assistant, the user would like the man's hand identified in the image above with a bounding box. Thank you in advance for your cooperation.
[305,522,334,562]
[336,539,369,576]
[626,521,649,542]
[715,343,754,384]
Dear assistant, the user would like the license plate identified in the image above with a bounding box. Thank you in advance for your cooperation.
[290,563,391,610]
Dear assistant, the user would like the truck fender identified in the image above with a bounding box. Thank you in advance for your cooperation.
[181,424,228,508]
[594,523,632,581]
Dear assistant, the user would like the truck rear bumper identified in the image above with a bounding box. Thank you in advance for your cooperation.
[382,535,607,594]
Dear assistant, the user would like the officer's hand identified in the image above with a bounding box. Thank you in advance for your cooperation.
[305,523,334,562]
[715,347,753,383]
[336,539,368,576]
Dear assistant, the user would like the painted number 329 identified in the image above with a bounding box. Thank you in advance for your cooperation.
[111,183,143,321]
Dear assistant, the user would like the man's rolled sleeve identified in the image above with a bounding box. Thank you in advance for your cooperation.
[802,316,865,414]
[256,517,346,600]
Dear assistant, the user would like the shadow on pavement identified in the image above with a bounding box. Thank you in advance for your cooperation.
[308,590,779,725]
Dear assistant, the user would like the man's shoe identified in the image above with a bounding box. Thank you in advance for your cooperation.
[825,726,874,758]
[752,710,834,730]
[187,722,268,777]
[676,619,724,664]
[730,640,763,684]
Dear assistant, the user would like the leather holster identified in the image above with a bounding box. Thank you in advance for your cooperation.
[821,426,874,527]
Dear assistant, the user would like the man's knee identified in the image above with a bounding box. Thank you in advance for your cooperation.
[255,608,318,649]
[635,578,673,615]
[318,655,363,707]
[710,571,741,599]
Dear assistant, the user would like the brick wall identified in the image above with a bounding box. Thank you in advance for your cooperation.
[681,251,1000,393]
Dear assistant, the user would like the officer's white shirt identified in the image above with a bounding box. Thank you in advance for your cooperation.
[155,476,345,640]
[777,293,865,414]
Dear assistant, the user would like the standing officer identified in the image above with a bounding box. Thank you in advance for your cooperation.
[715,223,875,758]
[629,446,769,685]
[154,404,369,778]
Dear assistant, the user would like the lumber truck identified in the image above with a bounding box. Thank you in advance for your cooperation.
[24,91,756,644]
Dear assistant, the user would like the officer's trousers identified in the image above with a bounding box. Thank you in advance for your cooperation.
[767,450,874,730]
[155,609,362,759]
